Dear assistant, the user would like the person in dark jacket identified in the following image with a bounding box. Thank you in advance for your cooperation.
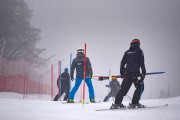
[53,68,70,101]
[103,78,121,102]
[111,39,146,109]
[67,48,95,103]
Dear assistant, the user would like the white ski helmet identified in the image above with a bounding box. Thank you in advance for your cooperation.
[77,48,84,53]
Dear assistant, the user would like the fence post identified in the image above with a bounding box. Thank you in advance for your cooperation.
[23,72,26,99]
[51,64,54,100]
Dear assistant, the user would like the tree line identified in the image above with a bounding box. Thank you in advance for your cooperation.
[0,0,46,66]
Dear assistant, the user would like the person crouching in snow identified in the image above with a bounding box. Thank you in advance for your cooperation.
[103,78,121,102]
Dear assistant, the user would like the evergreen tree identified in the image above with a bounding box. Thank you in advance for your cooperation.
[0,0,41,62]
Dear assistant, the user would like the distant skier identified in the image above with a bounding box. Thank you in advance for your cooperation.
[111,39,146,109]
[103,78,121,102]
[67,48,95,103]
[53,68,70,101]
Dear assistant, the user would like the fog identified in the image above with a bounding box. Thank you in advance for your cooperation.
[25,0,180,99]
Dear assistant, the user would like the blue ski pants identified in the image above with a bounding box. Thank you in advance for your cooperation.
[69,77,95,100]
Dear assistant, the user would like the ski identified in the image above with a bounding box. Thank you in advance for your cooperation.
[86,101,101,104]
[62,101,101,104]
[62,102,80,104]
[95,104,168,111]
[96,107,127,111]
[141,104,168,109]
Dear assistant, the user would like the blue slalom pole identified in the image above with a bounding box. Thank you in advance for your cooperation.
[146,72,165,75]
[69,53,72,93]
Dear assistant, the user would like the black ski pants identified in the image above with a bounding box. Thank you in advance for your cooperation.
[115,76,144,104]
[53,89,69,101]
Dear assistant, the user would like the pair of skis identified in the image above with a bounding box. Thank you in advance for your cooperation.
[96,104,168,111]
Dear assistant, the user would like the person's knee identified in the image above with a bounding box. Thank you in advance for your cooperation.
[86,79,93,87]
[136,84,144,92]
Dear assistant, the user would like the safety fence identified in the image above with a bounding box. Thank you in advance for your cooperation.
[0,55,112,101]
[0,74,50,95]
[0,55,54,98]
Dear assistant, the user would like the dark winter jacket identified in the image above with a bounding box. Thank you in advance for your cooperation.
[120,43,146,77]
[70,52,93,78]
[57,72,70,90]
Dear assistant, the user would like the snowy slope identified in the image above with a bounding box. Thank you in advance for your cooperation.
[0,92,179,120]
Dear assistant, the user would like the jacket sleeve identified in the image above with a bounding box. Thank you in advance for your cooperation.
[120,52,127,75]
[65,73,70,87]
[67,73,70,81]
[57,75,60,87]
[139,51,146,74]
[86,57,93,75]
[70,59,76,77]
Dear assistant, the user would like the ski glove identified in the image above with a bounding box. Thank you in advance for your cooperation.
[137,74,145,84]
[120,68,127,78]
[90,74,93,79]
[120,70,124,76]
[120,72,125,79]
[70,76,74,81]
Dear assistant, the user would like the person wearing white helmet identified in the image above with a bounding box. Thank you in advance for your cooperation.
[67,48,95,103]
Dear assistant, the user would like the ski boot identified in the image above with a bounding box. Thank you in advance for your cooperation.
[128,103,145,108]
[110,103,126,109]
[53,95,59,101]
[67,99,74,103]
[90,98,96,103]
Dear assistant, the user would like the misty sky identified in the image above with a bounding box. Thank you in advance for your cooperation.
[25,0,180,98]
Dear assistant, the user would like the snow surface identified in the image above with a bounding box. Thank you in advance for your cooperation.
[0,92,180,120]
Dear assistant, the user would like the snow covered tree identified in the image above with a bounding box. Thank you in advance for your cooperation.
[0,0,41,61]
